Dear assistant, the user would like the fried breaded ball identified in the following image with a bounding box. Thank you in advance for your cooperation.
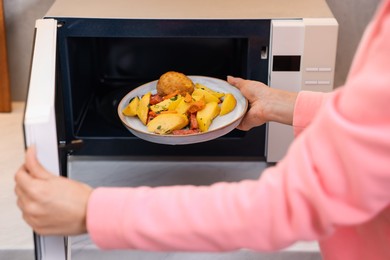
[157,71,195,96]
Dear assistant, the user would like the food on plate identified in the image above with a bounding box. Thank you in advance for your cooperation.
[156,71,195,96]
[122,72,238,135]
[173,95,200,115]
[194,83,225,99]
[196,101,221,132]
[150,97,177,114]
[147,113,189,134]
[122,96,139,116]
[136,92,151,125]
[167,95,183,111]
[220,93,237,116]
[192,88,220,103]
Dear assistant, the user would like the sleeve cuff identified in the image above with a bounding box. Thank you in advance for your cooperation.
[293,91,331,136]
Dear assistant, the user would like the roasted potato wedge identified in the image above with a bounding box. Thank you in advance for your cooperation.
[167,95,183,111]
[137,92,151,125]
[147,113,189,134]
[122,96,139,117]
[196,101,220,132]
[195,83,225,99]
[150,98,175,114]
[175,98,193,115]
[219,93,237,116]
[192,88,220,103]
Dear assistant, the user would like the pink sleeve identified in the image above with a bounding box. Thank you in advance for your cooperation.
[87,2,390,252]
[292,91,332,136]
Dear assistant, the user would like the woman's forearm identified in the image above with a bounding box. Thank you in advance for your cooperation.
[263,88,298,126]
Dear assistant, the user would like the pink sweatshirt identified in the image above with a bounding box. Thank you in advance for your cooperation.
[87,1,390,259]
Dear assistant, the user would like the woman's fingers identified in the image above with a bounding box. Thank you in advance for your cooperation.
[227,76,245,90]
[228,76,270,130]
[14,165,35,197]
[14,145,93,236]
[25,146,52,180]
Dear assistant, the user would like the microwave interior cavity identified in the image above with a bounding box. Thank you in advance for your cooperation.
[54,19,270,158]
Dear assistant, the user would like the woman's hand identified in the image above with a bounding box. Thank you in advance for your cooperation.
[227,76,298,130]
[14,146,93,236]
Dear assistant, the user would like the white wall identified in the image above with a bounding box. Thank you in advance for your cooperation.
[326,0,381,87]
[3,0,382,101]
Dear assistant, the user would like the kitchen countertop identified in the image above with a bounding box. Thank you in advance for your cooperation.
[0,102,321,260]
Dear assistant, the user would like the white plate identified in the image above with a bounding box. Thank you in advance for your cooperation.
[117,76,248,145]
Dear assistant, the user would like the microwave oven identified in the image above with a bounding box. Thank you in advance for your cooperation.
[24,0,338,259]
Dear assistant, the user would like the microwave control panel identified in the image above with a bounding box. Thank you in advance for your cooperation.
[267,18,338,162]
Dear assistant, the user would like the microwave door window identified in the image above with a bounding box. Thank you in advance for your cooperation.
[24,19,67,260]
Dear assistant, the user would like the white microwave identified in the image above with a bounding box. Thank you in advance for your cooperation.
[24,0,338,259]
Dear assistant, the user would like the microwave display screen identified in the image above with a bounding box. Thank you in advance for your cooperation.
[272,55,301,71]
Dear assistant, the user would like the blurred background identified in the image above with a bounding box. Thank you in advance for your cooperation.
[2,0,382,102]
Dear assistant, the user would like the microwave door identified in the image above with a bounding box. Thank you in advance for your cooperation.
[24,19,67,260]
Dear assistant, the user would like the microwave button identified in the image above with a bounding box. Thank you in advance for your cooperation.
[305,67,319,72]
[305,80,318,85]
[318,80,331,85]
[319,67,332,72]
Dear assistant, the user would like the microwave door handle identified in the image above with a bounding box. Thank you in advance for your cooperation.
[24,19,67,260]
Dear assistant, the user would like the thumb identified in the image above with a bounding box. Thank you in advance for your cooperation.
[25,145,52,179]
[227,76,244,90]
